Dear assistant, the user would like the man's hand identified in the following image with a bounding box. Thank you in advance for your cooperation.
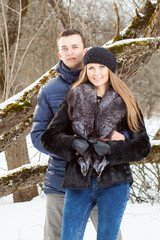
[97,130,125,142]
[110,130,125,141]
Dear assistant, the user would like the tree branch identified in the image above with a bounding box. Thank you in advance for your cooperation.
[113,0,120,36]
[110,0,158,43]
[0,162,47,198]
[106,37,160,80]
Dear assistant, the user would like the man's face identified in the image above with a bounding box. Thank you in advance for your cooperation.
[58,34,86,70]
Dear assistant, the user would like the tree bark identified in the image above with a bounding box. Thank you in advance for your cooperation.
[48,0,71,28]
[112,1,157,41]
[143,0,160,37]
[5,137,38,202]
[154,129,160,140]
[0,162,47,198]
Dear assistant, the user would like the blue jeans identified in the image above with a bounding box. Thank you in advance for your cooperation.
[61,179,130,240]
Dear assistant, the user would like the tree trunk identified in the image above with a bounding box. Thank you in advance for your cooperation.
[48,0,71,28]
[5,137,38,202]
[143,0,160,37]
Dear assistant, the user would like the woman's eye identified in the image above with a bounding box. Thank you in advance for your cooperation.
[100,65,105,69]
[88,67,94,70]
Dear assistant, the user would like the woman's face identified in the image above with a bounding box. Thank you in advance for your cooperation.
[87,63,109,89]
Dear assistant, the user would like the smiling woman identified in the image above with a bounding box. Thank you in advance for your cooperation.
[86,63,110,96]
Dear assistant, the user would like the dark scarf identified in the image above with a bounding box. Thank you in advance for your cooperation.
[56,60,82,84]
[67,83,126,176]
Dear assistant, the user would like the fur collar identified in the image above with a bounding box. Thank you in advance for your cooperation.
[67,83,126,139]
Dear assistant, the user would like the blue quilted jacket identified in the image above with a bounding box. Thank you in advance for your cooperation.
[30,60,82,194]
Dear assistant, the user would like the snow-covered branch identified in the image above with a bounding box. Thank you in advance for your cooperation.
[0,161,47,198]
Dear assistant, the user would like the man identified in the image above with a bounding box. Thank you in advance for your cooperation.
[31,29,123,240]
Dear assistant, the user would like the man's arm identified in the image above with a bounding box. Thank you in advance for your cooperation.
[41,99,78,161]
[30,86,56,156]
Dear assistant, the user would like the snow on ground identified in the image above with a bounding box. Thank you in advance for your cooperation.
[0,194,160,240]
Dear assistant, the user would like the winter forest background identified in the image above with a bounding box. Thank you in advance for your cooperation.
[0,0,160,239]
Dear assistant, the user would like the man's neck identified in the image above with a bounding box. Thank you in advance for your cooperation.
[67,62,83,71]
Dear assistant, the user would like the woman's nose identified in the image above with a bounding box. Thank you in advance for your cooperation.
[94,67,100,75]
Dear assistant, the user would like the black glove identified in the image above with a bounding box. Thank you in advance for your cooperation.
[89,139,111,157]
[72,138,89,156]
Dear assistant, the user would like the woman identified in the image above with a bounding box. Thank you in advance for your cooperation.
[41,47,151,240]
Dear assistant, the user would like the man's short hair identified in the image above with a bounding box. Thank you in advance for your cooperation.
[57,29,86,48]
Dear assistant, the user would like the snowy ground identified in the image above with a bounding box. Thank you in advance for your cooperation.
[0,117,160,240]
[0,194,160,240]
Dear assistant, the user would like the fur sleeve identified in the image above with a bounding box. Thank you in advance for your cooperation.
[41,98,77,161]
[108,115,151,166]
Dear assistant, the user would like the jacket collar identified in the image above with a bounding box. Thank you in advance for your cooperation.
[68,83,126,139]
[55,60,82,84]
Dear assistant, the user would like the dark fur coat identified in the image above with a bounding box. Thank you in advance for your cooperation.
[67,83,126,177]
[41,83,151,189]
[68,83,126,139]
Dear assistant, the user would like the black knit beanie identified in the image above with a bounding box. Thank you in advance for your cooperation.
[83,47,117,73]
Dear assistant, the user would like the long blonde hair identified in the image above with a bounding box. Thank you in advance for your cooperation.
[71,66,143,131]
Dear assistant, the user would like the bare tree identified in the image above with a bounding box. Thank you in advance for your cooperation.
[113,0,120,36]
[0,0,59,101]
[0,0,60,202]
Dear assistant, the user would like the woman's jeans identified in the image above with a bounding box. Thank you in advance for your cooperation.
[61,179,130,240]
